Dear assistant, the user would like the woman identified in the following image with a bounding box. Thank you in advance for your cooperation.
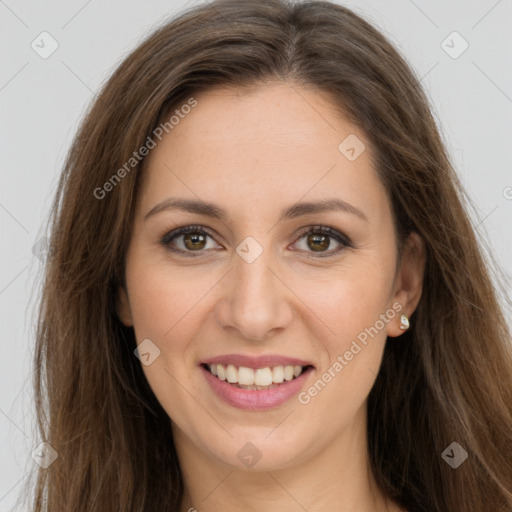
[29,0,512,511]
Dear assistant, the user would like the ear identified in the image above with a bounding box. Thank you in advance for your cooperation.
[387,231,426,338]
[116,284,134,327]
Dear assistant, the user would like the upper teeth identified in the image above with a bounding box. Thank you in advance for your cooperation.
[209,364,304,385]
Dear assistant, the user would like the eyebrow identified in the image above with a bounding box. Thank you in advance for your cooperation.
[144,197,368,223]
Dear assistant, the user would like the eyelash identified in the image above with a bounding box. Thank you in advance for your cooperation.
[160,224,353,258]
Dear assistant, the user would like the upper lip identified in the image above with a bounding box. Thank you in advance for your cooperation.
[201,353,314,369]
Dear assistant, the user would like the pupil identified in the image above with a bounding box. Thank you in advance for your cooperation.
[308,234,328,251]
[182,232,330,252]
[185,233,206,250]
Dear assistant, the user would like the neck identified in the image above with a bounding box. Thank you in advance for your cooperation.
[174,405,394,512]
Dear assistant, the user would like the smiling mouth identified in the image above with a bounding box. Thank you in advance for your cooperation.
[201,363,313,390]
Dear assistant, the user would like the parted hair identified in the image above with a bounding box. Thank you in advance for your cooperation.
[28,1,512,511]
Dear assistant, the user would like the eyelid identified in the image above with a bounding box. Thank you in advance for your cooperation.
[294,224,352,246]
[160,224,221,256]
[291,224,353,258]
[160,224,353,257]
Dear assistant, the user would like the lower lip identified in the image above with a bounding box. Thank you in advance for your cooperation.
[201,365,314,410]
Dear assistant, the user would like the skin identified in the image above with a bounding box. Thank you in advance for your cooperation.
[117,81,425,512]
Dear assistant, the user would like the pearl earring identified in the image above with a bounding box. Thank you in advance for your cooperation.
[400,314,410,330]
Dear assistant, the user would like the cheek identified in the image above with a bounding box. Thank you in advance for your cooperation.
[126,247,394,369]
[307,261,393,352]
[298,260,393,413]
[126,258,211,346]
[297,282,391,430]
[125,263,211,422]
[125,240,394,407]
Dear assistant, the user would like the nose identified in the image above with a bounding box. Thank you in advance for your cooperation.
[214,239,293,342]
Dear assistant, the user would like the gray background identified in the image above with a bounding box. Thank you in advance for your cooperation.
[1,0,511,510]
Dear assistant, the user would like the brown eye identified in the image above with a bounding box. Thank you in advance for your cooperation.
[307,233,330,252]
[161,224,352,258]
[183,232,207,250]
[293,226,352,257]
[161,225,220,256]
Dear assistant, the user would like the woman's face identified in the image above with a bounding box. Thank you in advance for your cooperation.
[117,81,424,471]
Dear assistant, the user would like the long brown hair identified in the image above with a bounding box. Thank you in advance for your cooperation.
[26,0,512,510]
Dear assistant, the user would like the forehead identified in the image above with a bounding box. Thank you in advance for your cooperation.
[137,82,390,226]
